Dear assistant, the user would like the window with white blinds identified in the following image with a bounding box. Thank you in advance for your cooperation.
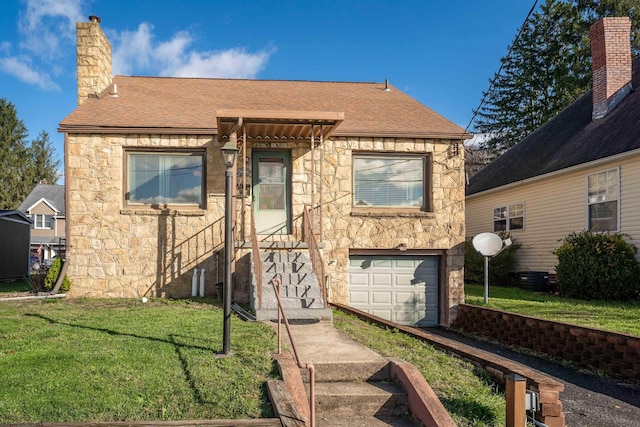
[126,151,204,207]
[353,155,426,208]
[587,168,619,232]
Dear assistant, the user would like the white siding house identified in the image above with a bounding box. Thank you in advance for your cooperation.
[467,17,640,277]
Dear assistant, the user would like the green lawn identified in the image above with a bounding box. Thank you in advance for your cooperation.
[0,279,31,293]
[465,284,640,336]
[0,298,278,424]
[334,310,505,427]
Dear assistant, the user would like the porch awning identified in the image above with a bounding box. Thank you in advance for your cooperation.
[216,109,344,142]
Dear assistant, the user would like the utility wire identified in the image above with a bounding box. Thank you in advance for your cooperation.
[463,0,540,145]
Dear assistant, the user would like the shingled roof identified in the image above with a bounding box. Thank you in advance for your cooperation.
[18,184,65,216]
[59,76,469,140]
[467,59,640,196]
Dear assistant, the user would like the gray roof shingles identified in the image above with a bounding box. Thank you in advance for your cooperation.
[17,184,65,216]
[467,59,640,196]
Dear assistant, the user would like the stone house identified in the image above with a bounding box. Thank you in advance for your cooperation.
[467,17,640,286]
[59,16,468,326]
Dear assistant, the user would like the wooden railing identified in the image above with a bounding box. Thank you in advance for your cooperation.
[272,278,316,427]
[250,211,263,309]
[303,206,327,308]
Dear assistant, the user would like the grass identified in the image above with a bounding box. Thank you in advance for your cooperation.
[0,279,31,293]
[0,298,278,424]
[333,310,505,427]
[465,284,640,336]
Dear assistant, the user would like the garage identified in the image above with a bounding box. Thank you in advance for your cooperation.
[348,255,439,326]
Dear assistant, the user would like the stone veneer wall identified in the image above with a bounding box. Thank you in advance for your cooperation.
[318,137,466,324]
[66,133,227,298]
[67,133,465,320]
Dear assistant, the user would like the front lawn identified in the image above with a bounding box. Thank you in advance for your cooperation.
[0,298,278,424]
[334,310,505,427]
[465,284,640,336]
[0,279,31,293]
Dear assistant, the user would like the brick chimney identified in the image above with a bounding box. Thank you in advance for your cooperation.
[590,17,632,120]
[76,15,112,106]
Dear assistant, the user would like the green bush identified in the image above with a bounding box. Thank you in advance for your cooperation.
[554,231,640,300]
[464,233,521,286]
[44,258,71,293]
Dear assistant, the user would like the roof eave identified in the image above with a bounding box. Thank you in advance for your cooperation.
[467,146,640,199]
[58,125,472,141]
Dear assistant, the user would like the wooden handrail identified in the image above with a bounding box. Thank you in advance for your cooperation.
[303,206,327,308]
[272,278,316,427]
[250,211,263,309]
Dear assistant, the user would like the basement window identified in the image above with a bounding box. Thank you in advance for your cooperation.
[125,150,205,207]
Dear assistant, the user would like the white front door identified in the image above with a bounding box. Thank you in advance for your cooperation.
[252,151,291,235]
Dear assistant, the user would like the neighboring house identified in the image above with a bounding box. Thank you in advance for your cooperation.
[17,184,66,262]
[58,16,468,325]
[0,210,32,280]
[467,17,640,281]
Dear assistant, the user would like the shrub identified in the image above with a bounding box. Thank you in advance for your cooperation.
[554,231,640,300]
[44,258,71,293]
[465,233,521,286]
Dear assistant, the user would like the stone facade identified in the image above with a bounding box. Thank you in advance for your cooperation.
[66,132,465,323]
[76,17,112,105]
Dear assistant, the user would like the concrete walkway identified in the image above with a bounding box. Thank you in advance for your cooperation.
[267,319,386,365]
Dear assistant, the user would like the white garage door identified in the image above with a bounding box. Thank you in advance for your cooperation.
[348,255,439,326]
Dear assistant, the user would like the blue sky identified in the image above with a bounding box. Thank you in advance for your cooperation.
[0,0,535,176]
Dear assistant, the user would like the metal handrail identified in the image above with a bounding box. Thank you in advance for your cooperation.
[251,211,263,309]
[272,277,316,427]
[302,206,327,308]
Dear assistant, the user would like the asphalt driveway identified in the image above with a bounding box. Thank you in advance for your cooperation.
[426,327,640,427]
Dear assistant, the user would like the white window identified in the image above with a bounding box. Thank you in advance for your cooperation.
[587,169,619,232]
[493,203,524,232]
[126,151,205,207]
[33,214,53,229]
[353,155,428,209]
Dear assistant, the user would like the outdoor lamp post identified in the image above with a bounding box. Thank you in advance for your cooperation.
[221,140,238,355]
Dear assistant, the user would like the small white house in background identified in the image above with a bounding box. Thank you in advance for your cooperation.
[466,17,640,288]
[17,184,66,262]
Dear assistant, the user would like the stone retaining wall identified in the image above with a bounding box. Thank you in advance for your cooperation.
[453,304,640,383]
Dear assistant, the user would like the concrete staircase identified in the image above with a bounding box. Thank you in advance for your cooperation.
[304,360,420,426]
[253,249,332,321]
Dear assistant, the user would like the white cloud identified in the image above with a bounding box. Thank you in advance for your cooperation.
[0,56,60,91]
[18,0,84,59]
[111,23,272,79]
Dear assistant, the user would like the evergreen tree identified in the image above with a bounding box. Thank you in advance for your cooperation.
[0,99,30,210]
[0,98,60,210]
[29,131,61,186]
[473,0,640,158]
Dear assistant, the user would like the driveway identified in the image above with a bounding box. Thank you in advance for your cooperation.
[425,327,640,427]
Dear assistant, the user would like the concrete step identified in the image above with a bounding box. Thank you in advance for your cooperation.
[261,251,310,263]
[261,296,323,309]
[310,381,408,417]
[263,273,318,287]
[255,307,333,321]
[262,283,323,299]
[316,414,419,427]
[263,261,313,274]
[301,361,391,383]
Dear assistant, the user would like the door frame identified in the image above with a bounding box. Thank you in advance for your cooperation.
[252,150,292,235]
